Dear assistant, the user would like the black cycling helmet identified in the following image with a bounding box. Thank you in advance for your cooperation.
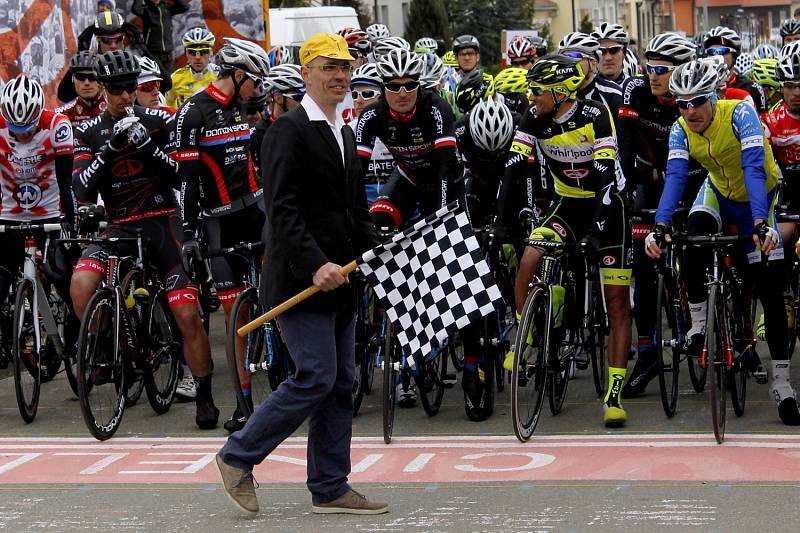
[527,35,548,57]
[94,50,141,83]
[453,34,480,54]
[69,51,97,73]
[526,54,585,96]
[455,68,492,113]
[94,10,125,35]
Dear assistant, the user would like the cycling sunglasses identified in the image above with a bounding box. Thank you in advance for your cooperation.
[244,71,264,89]
[384,81,419,93]
[782,81,800,90]
[645,63,677,76]
[562,51,588,60]
[73,72,96,82]
[137,80,161,93]
[352,88,379,100]
[528,85,546,97]
[510,58,533,67]
[599,45,624,56]
[706,46,734,56]
[6,121,36,135]
[99,33,124,45]
[676,93,712,109]
[186,48,211,57]
[104,82,138,96]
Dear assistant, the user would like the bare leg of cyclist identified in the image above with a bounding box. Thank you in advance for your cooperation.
[603,284,632,427]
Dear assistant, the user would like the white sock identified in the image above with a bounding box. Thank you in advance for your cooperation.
[773,360,791,383]
[687,301,707,337]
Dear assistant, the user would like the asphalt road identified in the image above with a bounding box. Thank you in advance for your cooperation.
[0,311,798,532]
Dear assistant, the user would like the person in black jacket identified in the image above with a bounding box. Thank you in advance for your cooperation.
[131,0,190,72]
[216,33,387,517]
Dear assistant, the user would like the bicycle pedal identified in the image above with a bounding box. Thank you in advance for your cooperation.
[442,373,457,388]
[752,366,768,385]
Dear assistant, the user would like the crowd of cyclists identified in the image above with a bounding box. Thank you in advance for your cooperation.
[2,8,800,438]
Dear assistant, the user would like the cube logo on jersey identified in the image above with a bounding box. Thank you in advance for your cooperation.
[14,182,43,210]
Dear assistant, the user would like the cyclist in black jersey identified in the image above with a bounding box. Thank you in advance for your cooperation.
[616,32,704,397]
[557,32,623,117]
[357,49,462,231]
[592,22,630,86]
[173,38,271,433]
[504,56,633,427]
[70,50,214,428]
[455,95,517,420]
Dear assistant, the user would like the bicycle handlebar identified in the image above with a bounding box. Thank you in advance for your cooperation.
[668,233,753,246]
[203,241,265,259]
[0,223,63,233]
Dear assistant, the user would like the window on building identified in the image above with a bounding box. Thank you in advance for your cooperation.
[402,2,410,27]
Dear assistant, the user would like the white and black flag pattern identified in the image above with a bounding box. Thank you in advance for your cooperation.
[358,203,502,362]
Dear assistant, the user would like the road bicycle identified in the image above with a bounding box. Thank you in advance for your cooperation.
[76,231,181,440]
[510,231,607,442]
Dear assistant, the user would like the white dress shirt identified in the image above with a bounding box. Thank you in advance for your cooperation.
[301,94,346,166]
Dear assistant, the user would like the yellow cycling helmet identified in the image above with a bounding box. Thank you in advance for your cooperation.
[442,50,458,67]
[494,67,528,94]
[526,54,585,96]
[751,58,780,91]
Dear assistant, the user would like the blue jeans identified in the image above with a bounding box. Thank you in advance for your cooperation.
[219,310,356,504]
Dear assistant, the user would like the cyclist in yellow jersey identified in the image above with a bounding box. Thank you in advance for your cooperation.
[501,55,633,427]
[646,59,800,425]
[166,27,219,109]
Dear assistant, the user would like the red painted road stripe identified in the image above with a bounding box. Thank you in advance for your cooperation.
[0,435,799,484]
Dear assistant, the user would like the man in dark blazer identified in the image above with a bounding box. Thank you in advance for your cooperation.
[215,33,385,516]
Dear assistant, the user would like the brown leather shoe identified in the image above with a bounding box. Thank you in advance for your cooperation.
[312,489,389,515]
[214,454,258,515]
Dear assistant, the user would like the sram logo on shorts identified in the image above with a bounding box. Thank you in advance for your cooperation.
[602,255,616,266]
[551,222,567,237]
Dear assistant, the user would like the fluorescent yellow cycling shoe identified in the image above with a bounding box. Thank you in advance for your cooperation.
[503,350,515,372]
[603,403,628,428]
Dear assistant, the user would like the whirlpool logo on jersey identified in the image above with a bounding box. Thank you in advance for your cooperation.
[539,143,593,162]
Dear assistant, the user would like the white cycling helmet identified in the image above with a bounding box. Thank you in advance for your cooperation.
[351,63,382,88]
[137,56,162,84]
[507,36,536,61]
[781,19,800,39]
[623,47,640,78]
[1,75,44,131]
[645,32,696,65]
[777,50,800,81]
[782,41,800,59]
[183,27,216,49]
[753,43,780,60]
[558,32,600,58]
[366,23,390,41]
[669,59,719,97]
[217,37,270,77]
[733,52,754,76]
[592,22,629,45]
[704,26,742,54]
[420,52,446,89]
[468,95,514,152]
[373,36,411,60]
[704,56,730,91]
[265,64,304,94]
[377,49,424,81]
[414,37,438,53]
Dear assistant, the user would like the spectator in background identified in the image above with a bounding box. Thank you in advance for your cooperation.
[131,0,190,72]
[166,27,218,109]
[794,8,800,20]
[97,0,114,12]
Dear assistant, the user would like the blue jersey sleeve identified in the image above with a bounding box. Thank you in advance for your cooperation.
[732,102,769,221]
[655,121,690,226]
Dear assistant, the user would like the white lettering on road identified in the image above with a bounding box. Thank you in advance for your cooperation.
[53,453,128,475]
[455,452,556,473]
[353,454,383,473]
[403,453,436,473]
[120,453,216,474]
[0,454,42,475]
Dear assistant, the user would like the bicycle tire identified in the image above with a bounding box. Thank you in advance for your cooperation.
[125,376,145,407]
[227,288,267,418]
[511,286,549,442]
[64,351,80,397]
[588,273,608,398]
[728,353,747,417]
[547,323,571,416]
[417,346,448,416]
[707,284,727,444]
[143,292,180,414]
[76,287,126,441]
[656,272,681,418]
[12,278,41,423]
[382,318,399,444]
[353,344,367,416]
[686,346,707,392]
[449,331,465,371]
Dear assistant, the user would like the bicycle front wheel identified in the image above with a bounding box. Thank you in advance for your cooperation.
[382,318,400,444]
[511,286,549,442]
[588,274,608,398]
[12,278,41,423]
[706,285,728,444]
[227,287,268,417]
[144,293,180,414]
[418,345,448,417]
[77,288,126,441]
[656,272,681,418]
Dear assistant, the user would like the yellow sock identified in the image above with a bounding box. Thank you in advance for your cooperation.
[604,367,627,405]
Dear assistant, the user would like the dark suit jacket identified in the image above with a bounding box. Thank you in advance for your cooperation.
[260,104,378,313]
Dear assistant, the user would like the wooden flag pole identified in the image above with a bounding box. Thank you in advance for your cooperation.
[237,260,359,336]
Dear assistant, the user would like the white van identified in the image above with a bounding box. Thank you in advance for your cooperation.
[268,7,361,46]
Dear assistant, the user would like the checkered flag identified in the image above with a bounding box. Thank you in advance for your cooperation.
[358,203,503,362]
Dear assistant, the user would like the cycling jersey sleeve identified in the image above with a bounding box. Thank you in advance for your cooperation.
[655,121,690,226]
[355,105,379,177]
[498,110,537,233]
[616,78,641,187]
[72,125,111,203]
[590,105,619,233]
[50,116,76,225]
[732,101,770,221]
[172,101,204,240]
[431,99,459,208]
